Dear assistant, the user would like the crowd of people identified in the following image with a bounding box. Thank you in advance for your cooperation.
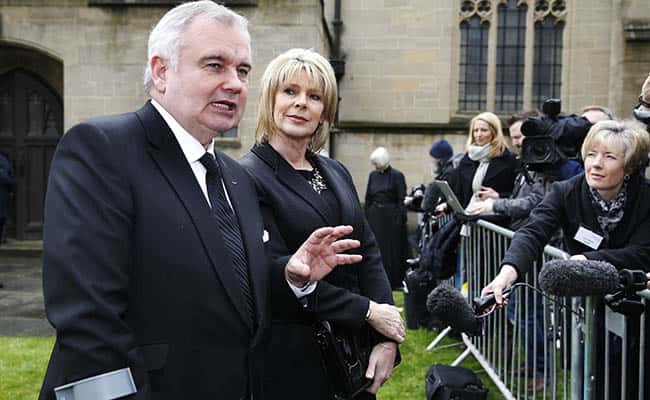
[9,0,647,398]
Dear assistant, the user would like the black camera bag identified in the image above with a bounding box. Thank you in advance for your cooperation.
[425,364,488,400]
[403,267,437,329]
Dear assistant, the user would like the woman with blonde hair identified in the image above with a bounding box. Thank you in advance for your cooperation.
[482,119,650,398]
[240,48,402,400]
[440,111,518,213]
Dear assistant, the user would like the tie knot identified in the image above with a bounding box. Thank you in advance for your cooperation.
[199,153,220,176]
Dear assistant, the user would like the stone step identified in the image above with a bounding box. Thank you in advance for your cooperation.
[0,317,54,336]
[0,239,43,257]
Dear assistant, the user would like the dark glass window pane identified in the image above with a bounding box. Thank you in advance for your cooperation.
[533,17,564,108]
[495,0,527,113]
[458,17,488,111]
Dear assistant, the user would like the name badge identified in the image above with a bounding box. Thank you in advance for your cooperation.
[574,226,603,250]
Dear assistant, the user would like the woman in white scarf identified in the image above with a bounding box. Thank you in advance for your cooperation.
[437,112,517,214]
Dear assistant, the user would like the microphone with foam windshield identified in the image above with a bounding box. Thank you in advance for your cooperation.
[539,258,649,297]
[426,283,482,336]
[539,259,622,297]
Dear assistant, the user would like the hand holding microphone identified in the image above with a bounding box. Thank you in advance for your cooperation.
[480,264,519,305]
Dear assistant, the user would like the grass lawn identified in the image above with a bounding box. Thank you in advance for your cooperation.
[0,291,503,400]
[0,336,54,400]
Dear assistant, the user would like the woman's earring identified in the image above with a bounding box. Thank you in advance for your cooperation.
[624,174,631,181]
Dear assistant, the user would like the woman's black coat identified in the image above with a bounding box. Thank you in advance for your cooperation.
[364,166,408,289]
[239,142,394,400]
[446,148,519,208]
[503,173,650,275]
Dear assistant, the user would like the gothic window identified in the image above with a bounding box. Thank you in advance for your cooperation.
[458,0,567,113]
[532,3,565,108]
[495,0,527,112]
[459,16,489,111]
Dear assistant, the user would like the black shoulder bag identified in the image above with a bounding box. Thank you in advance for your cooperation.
[313,320,403,400]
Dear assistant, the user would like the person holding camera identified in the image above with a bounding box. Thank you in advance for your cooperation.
[437,112,518,214]
[239,48,402,400]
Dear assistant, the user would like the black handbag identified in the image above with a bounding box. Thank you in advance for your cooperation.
[312,321,373,400]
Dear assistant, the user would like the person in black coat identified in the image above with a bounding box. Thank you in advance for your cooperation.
[38,5,362,400]
[482,119,650,399]
[439,112,518,212]
[0,151,15,244]
[239,48,403,400]
[365,147,408,289]
[483,119,650,297]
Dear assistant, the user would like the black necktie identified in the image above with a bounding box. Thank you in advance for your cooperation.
[199,153,255,326]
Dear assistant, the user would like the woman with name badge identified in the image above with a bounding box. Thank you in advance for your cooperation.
[482,119,650,398]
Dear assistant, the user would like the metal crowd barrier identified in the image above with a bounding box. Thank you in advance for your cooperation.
[429,218,649,400]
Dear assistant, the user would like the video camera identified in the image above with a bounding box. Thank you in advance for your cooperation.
[520,99,592,177]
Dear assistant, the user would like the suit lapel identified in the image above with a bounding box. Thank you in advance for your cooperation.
[252,143,337,225]
[314,157,355,225]
[136,102,253,331]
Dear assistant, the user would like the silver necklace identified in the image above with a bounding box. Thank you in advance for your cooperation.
[309,167,327,194]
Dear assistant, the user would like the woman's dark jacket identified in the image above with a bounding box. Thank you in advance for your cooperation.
[446,148,518,208]
[502,173,650,275]
[239,142,394,400]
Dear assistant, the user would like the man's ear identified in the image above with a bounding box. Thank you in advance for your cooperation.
[150,55,168,93]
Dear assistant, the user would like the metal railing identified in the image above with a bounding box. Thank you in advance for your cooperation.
[429,217,649,399]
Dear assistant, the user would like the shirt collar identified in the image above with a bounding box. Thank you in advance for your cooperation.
[150,99,215,162]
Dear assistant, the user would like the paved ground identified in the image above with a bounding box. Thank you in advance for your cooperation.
[0,243,54,336]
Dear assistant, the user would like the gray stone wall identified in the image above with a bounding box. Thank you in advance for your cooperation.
[1,0,648,202]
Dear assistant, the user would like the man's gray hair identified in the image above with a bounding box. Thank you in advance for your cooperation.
[143,0,250,94]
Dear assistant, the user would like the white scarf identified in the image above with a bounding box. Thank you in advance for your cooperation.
[466,144,492,209]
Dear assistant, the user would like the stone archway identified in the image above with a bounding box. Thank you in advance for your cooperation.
[0,44,63,240]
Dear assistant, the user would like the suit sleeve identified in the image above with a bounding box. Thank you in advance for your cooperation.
[501,180,565,276]
[493,177,545,220]
[42,123,148,393]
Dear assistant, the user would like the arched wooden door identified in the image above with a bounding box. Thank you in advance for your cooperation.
[0,69,63,240]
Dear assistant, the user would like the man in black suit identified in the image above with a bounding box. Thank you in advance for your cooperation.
[39,2,362,400]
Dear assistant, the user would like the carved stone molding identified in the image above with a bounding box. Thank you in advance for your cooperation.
[533,0,567,23]
[459,0,494,24]
[460,0,566,24]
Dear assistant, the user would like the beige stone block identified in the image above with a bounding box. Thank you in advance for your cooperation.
[68,97,107,126]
